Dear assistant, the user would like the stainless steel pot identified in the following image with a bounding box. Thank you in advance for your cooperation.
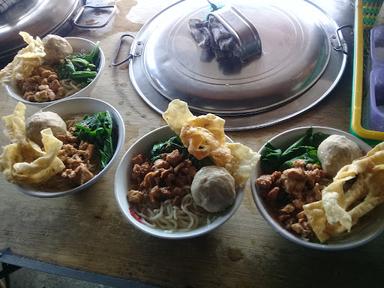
[114,0,349,131]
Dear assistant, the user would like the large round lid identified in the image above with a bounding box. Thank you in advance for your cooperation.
[129,0,347,130]
[0,0,78,55]
[143,0,330,115]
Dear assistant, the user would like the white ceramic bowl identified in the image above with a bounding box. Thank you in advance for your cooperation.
[114,126,244,239]
[17,97,125,198]
[4,37,105,107]
[250,126,384,250]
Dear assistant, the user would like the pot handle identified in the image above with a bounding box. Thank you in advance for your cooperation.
[209,5,262,61]
[333,25,353,55]
[73,5,116,29]
[112,34,135,66]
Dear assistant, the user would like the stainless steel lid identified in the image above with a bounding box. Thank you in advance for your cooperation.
[0,0,79,55]
[143,0,331,115]
[127,0,347,130]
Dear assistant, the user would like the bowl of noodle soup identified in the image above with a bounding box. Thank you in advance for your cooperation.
[4,37,105,107]
[114,126,244,239]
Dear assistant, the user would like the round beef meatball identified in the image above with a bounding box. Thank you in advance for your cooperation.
[317,134,363,177]
[43,35,73,63]
[26,111,67,146]
[191,166,236,213]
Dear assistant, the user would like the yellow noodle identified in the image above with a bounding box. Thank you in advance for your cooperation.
[137,193,215,231]
[59,79,81,97]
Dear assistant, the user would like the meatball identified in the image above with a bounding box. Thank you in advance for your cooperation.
[317,134,363,177]
[26,111,67,146]
[191,166,236,213]
[42,35,73,63]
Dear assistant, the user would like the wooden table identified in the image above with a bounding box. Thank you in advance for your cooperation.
[1,1,383,287]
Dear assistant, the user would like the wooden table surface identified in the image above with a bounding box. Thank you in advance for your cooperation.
[1,1,383,287]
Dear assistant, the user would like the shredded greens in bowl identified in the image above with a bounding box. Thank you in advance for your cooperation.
[74,111,114,168]
[260,128,329,174]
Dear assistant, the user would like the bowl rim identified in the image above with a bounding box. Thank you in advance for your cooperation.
[3,36,105,107]
[114,125,244,239]
[17,97,125,198]
[250,125,380,250]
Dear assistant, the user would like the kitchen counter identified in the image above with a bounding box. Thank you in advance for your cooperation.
[0,1,383,287]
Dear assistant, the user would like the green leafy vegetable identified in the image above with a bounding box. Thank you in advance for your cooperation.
[74,111,114,169]
[279,146,320,170]
[259,143,283,173]
[70,71,97,80]
[57,59,76,79]
[56,42,100,87]
[80,42,100,64]
[71,57,91,68]
[150,136,213,169]
[260,128,329,173]
[151,136,184,161]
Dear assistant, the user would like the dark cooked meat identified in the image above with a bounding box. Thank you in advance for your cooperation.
[61,163,94,185]
[58,139,98,186]
[132,154,146,165]
[255,160,331,240]
[18,66,66,102]
[128,189,145,205]
[165,149,183,167]
[127,149,197,208]
[255,171,282,191]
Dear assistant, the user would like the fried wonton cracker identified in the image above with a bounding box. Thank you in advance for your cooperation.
[226,143,260,187]
[11,129,65,184]
[162,99,195,135]
[0,102,65,185]
[163,99,259,186]
[0,32,46,83]
[2,102,26,142]
[303,143,384,242]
